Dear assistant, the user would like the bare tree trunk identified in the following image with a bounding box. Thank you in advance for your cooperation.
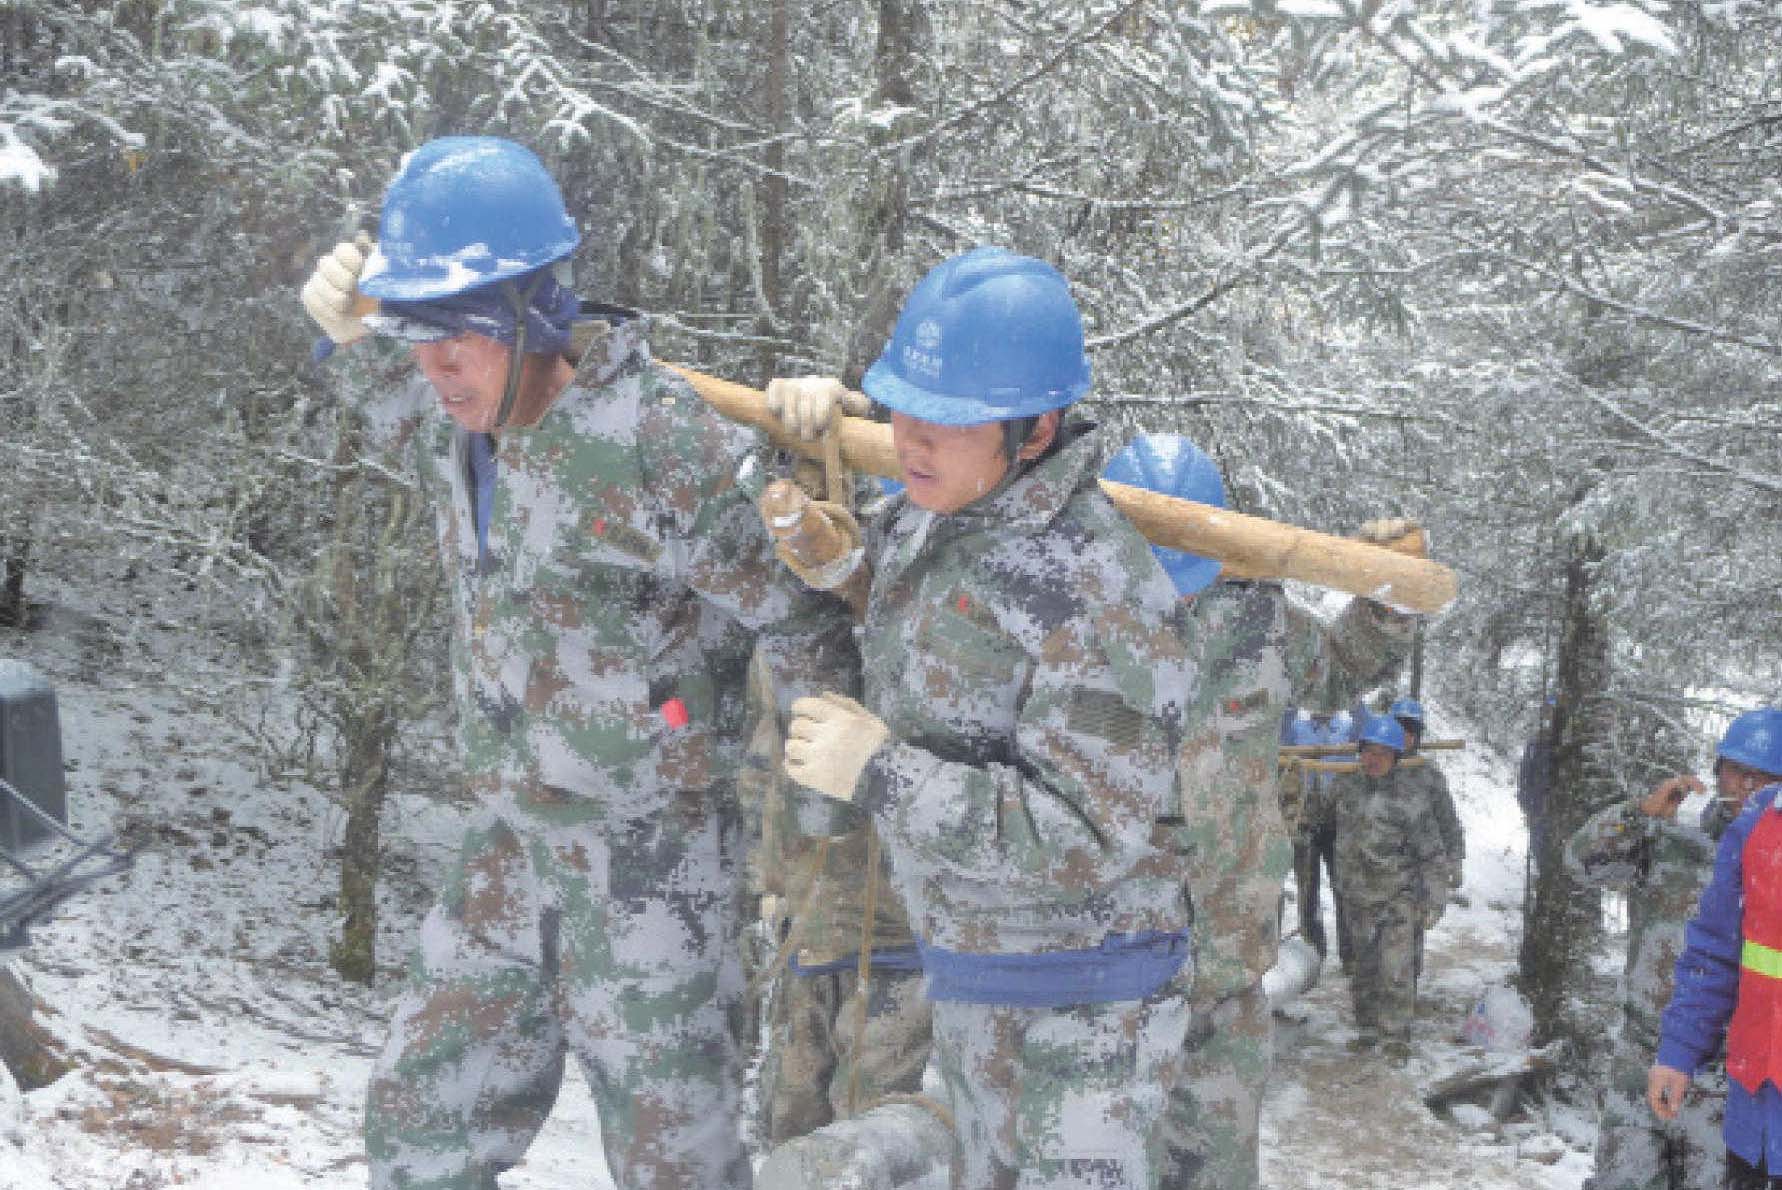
[321,424,416,986]
[842,0,932,388]
[1518,530,1610,1045]
[753,0,790,383]
[0,529,28,629]
[331,721,391,985]
[0,965,69,1090]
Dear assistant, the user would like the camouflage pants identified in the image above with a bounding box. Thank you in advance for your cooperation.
[1345,897,1418,1042]
[1159,985,1270,1189]
[930,970,1191,1190]
[1585,1039,1725,1190]
[365,787,749,1190]
[762,963,932,1145]
[1295,831,1350,969]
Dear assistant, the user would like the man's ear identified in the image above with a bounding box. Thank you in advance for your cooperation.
[1015,411,1062,461]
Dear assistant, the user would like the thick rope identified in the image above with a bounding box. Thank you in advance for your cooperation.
[845,830,883,1117]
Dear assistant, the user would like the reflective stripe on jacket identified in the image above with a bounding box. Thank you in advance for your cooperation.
[1727,806,1782,1094]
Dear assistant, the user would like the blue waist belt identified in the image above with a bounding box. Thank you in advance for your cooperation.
[919,930,1190,1008]
[788,944,924,977]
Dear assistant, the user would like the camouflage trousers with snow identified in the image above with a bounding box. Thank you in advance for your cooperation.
[931,967,1192,1189]
[1158,983,1270,1188]
[364,783,750,1189]
[1346,898,1420,1043]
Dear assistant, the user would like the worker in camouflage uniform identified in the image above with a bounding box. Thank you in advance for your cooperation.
[1313,714,1458,1057]
[300,136,858,1190]
[1389,696,1465,971]
[1298,707,1358,968]
[1570,713,1782,1189]
[764,247,1192,1188]
[1102,435,1417,1188]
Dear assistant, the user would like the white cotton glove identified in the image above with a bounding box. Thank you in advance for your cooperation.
[783,692,890,802]
[764,376,871,441]
[1355,517,1428,558]
[301,233,375,347]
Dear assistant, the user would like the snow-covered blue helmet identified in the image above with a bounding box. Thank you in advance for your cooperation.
[1103,434,1225,596]
[1358,714,1408,754]
[360,136,580,302]
[1717,709,1782,777]
[1389,697,1424,726]
[863,247,1091,425]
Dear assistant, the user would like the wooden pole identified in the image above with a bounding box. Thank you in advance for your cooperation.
[666,363,1459,614]
[1293,756,1429,775]
[1279,738,1466,757]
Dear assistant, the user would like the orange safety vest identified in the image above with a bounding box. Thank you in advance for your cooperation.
[1726,805,1782,1093]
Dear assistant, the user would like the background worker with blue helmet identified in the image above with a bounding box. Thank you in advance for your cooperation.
[1389,695,1465,961]
[1299,706,1358,970]
[301,135,859,1190]
[1308,714,1456,1057]
[763,247,1195,1186]
[1106,432,1420,1187]
[1649,708,1782,1190]
[1570,708,1782,1190]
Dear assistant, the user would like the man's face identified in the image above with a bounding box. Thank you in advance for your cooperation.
[1716,759,1780,809]
[890,413,1015,514]
[1359,742,1398,779]
[412,333,512,432]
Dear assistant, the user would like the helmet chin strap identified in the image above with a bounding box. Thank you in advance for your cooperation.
[492,272,548,431]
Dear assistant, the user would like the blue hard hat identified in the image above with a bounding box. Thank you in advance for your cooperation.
[1389,697,1425,728]
[1323,711,1355,744]
[360,137,581,302]
[862,247,1092,425]
[1104,434,1225,596]
[1286,712,1320,748]
[1717,708,1782,777]
[1358,714,1408,754]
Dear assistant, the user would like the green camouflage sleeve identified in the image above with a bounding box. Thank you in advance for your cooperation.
[1423,763,1465,888]
[1177,583,1294,1000]
[859,599,1182,903]
[1564,797,1653,892]
[1282,595,1414,712]
[636,368,860,709]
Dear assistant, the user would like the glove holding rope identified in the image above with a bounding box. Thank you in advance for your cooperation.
[764,376,871,441]
[784,692,890,802]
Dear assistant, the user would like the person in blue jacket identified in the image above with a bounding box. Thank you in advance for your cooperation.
[1648,708,1782,1189]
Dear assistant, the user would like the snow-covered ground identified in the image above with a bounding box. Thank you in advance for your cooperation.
[1,590,1597,1188]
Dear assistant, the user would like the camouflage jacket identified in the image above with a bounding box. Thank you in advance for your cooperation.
[1401,756,1464,889]
[1566,795,1728,1054]
[849,425,1191,956]
[1176,584,1411,1000]
[1316,763,1451,911]
[363,311,859,815]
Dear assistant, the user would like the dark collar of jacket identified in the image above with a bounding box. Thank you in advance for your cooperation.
[567,301,650,390]
[944,417,1106,535]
